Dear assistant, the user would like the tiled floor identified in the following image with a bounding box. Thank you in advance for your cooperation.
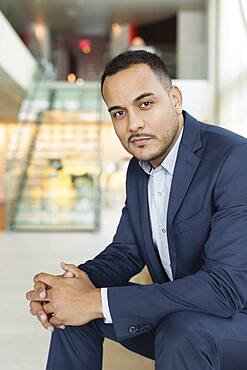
[0,205,154,370]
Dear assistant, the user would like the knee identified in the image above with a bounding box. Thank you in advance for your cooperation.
[155,313,220,369]
[155,311,217,350]
[51,321,103,346]
[155,312,193,349]
[157,311,215,334]
[156,311,196,338]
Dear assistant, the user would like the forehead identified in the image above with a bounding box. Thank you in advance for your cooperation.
[102,64,166,105]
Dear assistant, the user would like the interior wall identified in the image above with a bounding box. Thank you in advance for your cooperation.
[176,10,207,79]
[0,10,39,90]
[216,0,247,137]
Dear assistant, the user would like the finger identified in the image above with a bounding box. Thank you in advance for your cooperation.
[26,289,47,302]
[33,272,57,286]
[46,314,65,330]
[64,271,74,278]
[34,281,47,299]
[26,289,51,302]
[50,315,65,328]
[29,300,46,318]
[42,303,53,315]
[60,261,76,276]
[60,262,84,278]
[29,301,54,332]
[30,303,64,331]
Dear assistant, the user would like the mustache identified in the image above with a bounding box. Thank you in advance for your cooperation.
[128,133,156,143]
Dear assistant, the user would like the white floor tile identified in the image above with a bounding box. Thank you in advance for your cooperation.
[0,206,121,370]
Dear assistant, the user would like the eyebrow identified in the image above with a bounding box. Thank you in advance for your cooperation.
[108,92,155,113]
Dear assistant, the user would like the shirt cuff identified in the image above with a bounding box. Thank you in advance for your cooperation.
[101,288,113,324]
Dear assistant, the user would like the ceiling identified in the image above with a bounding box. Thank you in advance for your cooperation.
[0,0,206,121]
[0,0,206,36]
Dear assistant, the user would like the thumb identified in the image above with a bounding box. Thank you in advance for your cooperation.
[63,271,74,278]
[60,262,81,278]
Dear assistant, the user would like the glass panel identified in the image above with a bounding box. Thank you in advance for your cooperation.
[5,81,102,231]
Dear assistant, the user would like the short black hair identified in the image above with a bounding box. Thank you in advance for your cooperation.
[101,50,172,93]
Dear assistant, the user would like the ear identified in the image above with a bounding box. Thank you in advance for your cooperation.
[169,85,183,115]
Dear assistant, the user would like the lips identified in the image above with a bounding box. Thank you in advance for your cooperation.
[130,137,151,145]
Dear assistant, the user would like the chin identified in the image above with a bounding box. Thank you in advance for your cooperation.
[134,155,153,162]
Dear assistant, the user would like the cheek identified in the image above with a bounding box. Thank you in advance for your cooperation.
[152,109,176,132]
[113,125,127,143]
[144,108,165,124]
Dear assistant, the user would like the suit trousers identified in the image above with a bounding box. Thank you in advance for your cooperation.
[46,311,247,370]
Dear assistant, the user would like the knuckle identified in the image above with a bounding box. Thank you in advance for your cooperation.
[33,272,43,282]
[38,287,44,294]
[34,282,42,291]
[33,274,38,283]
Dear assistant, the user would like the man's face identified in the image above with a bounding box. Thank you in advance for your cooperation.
[102,63,183,168]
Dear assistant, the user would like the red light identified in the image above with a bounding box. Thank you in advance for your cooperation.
[78,39,91,54]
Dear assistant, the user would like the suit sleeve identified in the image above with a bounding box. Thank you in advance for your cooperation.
[107,144,247,340]
[78,203,145,288]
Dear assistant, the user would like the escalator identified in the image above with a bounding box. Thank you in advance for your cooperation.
[6,80,102,231]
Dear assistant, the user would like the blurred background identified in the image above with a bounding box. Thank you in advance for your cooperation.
[0,0,246,369]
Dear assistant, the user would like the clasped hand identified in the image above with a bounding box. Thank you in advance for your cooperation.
[26,262,102,332]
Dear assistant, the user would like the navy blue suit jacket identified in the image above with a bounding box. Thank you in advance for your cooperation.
[79,111,247,340]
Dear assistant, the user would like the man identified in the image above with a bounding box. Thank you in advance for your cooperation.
[26,50,247,370]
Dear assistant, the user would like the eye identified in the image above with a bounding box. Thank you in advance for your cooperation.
[140,101,153,109]
[112,110,125,119]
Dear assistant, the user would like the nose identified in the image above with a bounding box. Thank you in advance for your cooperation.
[127,110,145,132]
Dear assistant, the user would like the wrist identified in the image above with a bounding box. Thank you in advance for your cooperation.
[92,288,104,319]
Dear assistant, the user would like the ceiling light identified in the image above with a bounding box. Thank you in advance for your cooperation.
[76,78,84,86]
[112,23,122,36]
[67,73,76,83]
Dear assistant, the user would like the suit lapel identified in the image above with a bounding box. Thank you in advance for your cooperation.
[168,112,202,223]
[168,145,201,222]
[167,112,202,277]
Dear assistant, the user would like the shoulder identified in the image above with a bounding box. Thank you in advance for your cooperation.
[199,121,247,149]
[193,121,247,168]
[182,111,247,159]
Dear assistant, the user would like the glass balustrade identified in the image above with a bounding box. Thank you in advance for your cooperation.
[5,80,102,231]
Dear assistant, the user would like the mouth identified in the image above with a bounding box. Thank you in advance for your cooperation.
[130,137,152,146]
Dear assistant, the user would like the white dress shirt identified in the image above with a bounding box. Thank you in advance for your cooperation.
[101,128,184,323]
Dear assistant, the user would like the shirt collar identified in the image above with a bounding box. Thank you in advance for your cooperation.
[139,127,183,176]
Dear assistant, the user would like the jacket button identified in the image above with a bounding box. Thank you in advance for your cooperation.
[129,326,137,333]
